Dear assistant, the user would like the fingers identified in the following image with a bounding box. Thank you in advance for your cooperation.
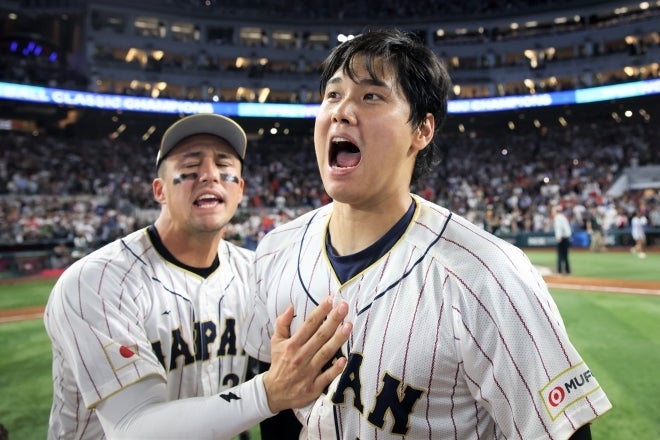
[307,301,351,369]
[312,322,350,390]
[288,296,350,371]
[315,352,348,391]
[272,305,295,342]
[263,296,352,413]
[287,295,336,346]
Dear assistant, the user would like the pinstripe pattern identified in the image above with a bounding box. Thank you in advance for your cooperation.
[245,195,611,439]
[44,227,253,439]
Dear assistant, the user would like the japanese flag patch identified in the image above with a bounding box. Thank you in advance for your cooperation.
[103,340,140,371]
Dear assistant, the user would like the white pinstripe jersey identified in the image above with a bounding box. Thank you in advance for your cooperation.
[244,195,612,439]
[44,227,254,439]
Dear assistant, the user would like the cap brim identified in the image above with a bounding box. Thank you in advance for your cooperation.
[157,114,247,168]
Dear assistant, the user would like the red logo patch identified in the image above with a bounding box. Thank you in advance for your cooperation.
[119,345,135,358]
[548,386,566,407]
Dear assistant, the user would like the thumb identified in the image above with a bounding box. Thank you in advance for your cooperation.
[272,305,294,342]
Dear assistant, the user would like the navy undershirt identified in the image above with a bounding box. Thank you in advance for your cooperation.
[147,224,219,278]
[326,199,416,284]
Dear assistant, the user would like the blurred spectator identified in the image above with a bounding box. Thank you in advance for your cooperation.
[586,205,607,252]
[0,114,658,254]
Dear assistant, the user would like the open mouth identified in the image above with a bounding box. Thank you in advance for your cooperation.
[330,138,361,168]
[193,193,224,207]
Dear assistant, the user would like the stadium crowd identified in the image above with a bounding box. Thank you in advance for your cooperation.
[1,114,658,266]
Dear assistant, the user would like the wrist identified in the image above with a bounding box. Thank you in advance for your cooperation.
[261,371,280,414]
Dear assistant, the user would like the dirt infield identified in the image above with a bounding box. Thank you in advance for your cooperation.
[0,305,45,323]
[0,273,59,323]
[1,275,658,324]
[544,275,660,296]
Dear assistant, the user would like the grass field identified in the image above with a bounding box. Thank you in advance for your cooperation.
[0,249,658,439]
[524,248,660,282]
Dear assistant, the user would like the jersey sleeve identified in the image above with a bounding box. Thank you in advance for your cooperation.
[45,256,167,409]
[451,251,611,439]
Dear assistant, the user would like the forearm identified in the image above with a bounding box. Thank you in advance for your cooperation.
[97,375,275,439]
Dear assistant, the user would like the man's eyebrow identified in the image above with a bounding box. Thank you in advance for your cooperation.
[357,77,387,87]
[327,75,388,88]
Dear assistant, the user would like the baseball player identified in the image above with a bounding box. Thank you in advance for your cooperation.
[244,28,612,439]
[44,113,351,439]
[630,209,648,258]
[553,205,573,275]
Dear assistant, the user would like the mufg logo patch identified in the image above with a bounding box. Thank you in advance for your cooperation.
[539,362,602,420]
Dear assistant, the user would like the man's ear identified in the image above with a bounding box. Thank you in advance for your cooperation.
[153,177,166,205]
[412,114,435,152]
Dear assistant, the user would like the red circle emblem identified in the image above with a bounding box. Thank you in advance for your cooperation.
[548,386,565,407]
[119,346,135,358]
